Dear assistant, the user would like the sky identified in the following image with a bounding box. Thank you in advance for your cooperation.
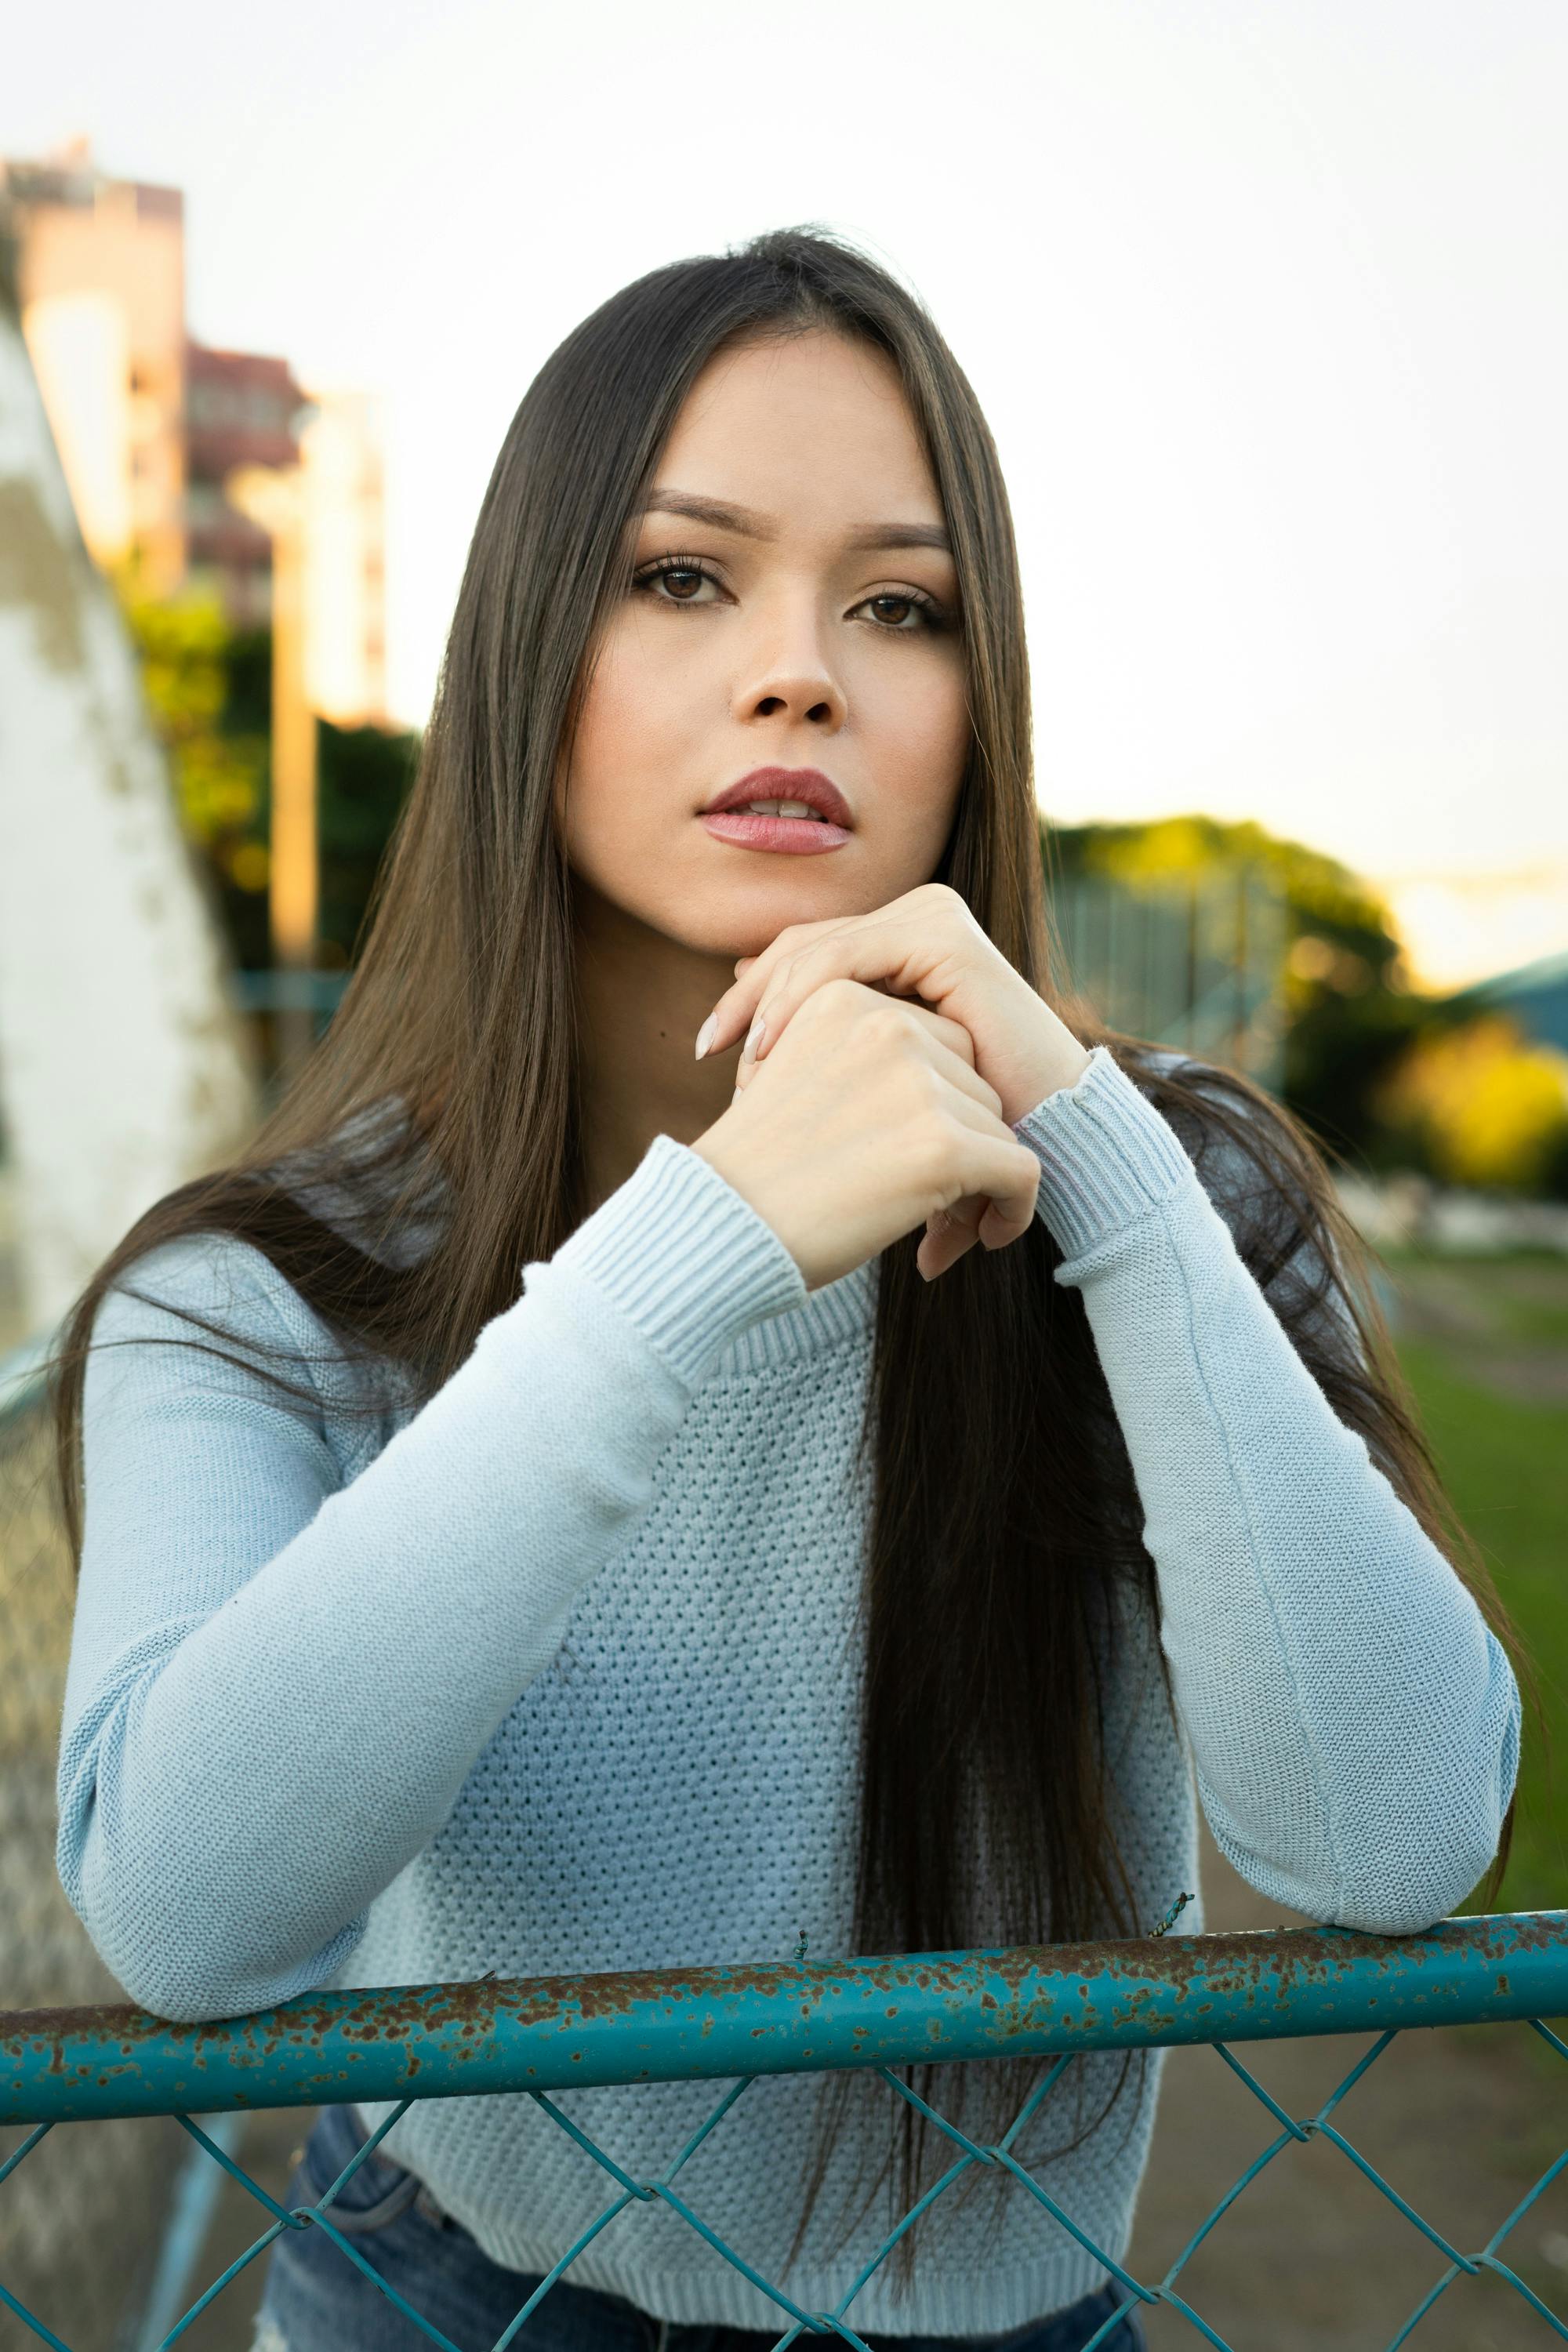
[7,0,1566,989]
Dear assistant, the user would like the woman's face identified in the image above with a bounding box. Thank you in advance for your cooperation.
[557,327,971,962]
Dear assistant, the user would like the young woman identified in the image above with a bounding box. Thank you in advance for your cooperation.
[51,227,1524,2352]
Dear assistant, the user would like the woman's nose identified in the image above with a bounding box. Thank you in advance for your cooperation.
[746,678,839,723]
[733,601,846,727]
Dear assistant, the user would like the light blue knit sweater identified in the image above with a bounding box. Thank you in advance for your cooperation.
[57,1046,1519,2335]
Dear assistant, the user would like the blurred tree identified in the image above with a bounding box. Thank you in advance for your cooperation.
[314,717,421,967]
[116,576,268,902]
[118,578,419,978]
[1044,813,1428,1160]
[1374,1014,1568,1195]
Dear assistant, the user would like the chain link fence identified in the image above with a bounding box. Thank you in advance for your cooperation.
[3,1915,1567,2350]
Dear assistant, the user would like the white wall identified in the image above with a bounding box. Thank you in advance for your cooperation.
[0,296,259,1334]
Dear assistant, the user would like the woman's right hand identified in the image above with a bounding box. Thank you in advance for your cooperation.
[688,978,1043,1292]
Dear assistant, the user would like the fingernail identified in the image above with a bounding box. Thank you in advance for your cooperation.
[742,1015,765,1062]
[694,1013,717,1061]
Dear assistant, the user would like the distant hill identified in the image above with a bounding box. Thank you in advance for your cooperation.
[1455,949,1568,1056]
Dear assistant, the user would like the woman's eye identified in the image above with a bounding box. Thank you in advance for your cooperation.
[860,593,933,630]
[855,590,953,633]
[635,561,719,605]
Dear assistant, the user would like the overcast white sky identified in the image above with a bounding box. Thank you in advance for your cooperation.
[7,0,1566,986]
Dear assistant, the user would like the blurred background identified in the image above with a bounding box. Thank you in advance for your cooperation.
[1,4,1565,2346]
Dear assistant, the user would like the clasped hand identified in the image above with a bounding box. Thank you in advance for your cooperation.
[689,883,1091,1286]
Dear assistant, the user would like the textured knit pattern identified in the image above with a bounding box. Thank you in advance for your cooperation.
[56,1047,1521,2336]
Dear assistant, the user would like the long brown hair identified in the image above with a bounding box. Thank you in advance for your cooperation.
[44,225,1530,2288]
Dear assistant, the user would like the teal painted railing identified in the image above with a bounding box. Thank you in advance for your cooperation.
[4,1913,1568,2351]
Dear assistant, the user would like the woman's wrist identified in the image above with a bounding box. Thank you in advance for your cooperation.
[1011,1047,1197,1261]
[998,982,1094,1123]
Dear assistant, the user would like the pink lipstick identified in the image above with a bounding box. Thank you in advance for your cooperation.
[699,766,853,856]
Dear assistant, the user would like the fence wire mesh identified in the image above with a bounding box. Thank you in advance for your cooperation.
[4,1917,1568,2352]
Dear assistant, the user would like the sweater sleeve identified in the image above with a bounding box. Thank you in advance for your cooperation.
[1012,1047,1522,1936]
[57,1134,805,2024]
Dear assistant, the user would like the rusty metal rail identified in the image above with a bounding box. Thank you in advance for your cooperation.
[3,1916,1568,2350]
[4,1913,1566,2124]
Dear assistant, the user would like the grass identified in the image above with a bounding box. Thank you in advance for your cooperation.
[1383,1250,1568,1915]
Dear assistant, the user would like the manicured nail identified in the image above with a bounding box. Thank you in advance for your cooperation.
[742,1015,765,1062]
[694,1013,717,1061]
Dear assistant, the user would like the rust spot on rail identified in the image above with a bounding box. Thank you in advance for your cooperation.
[0,1915,1556,2071]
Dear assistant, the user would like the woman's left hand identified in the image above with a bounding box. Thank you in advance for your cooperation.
[696,884,1093,1278]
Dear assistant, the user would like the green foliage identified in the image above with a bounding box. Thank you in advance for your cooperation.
[117,581,419,976]
[117,579,268,865]
[315,718,420,966]
[1377,1017,1568,1194]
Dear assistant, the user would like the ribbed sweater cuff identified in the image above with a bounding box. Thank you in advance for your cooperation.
[550,1132,807,1389]
[1012,1044,1197,1263]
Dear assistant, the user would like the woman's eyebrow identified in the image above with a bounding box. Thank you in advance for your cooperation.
[641,487,950,554]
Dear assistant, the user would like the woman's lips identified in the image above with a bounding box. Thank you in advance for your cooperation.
[699,811,851,855]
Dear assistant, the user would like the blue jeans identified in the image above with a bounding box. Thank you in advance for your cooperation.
[252,2099,1148,2352]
